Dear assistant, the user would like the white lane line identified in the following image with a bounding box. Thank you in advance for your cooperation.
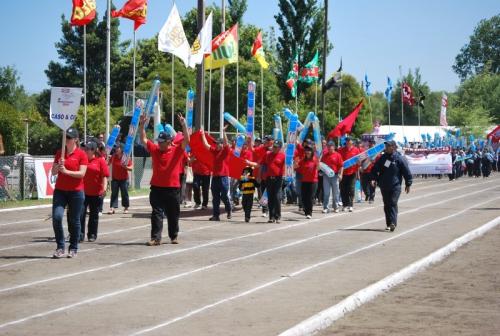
[0,179,480,253]
[130,196,499,336]
[0,187,496,331]
[278,218,500,336]
[0,219,47,227]
[0,180,490,292]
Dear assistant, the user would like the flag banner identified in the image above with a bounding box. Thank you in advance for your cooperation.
[404,147,452,174]
[402,82,414,106]
[204,24,238,70]
[246,81,256,139]
[299,50,319,84]
[188,12,213,68]
[273,114,284,143]
[384,77,393,102]
[328,100,364,138]
[122,99,143,165]
[251,31,269,69]
[283,108,304,131]
[364,73,371,96]
[418,89,425,108]
[70,0,96,26]
[284,113,299,182]
[312,115,322,157]
[34,158,56,199]
[158,4,190,66]
[286,53,299,97]
[440,93,448,127]
[223,112,246,133]
[298,112,315,143]
[233,134,245,157]
[112,0,147,30]
[105,125,121,155]
[323,59,342,92]
[49,87,82,131]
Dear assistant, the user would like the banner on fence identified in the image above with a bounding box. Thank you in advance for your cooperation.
[34,158,56,198]
[404,147,452,174]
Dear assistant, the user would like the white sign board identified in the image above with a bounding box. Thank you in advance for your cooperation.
[49,87,82,130]
[404,148,452,175]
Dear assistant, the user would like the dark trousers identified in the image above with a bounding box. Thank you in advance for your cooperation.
[340,174,356,207]
[193,174,210,206]
[267,177,283,220]
[149,186,180,240]
[110,179,129,209]
[301,182,316,216]
[52,189,84,251]
[80,195,101,239]
[211,176,231,217]
[381,188,401,226]
[361,172,375,201]
[242,194,254,219]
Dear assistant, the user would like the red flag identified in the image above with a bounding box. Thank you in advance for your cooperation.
[327,100,364,138]
[402,82,415,106]
[70,0,96,26]
[111,0,147,30]
[189,130,248,179]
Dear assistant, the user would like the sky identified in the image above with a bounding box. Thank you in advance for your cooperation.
[0,0,498,95]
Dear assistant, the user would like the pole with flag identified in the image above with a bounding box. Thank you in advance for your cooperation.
[299,50,320,113]
[337,58,343,122]
[364,73,373,126]
[70,0,96,141]
[220,0,225,137]
[417,89,425,136]
[286,52,299,113]
[399,65,405,138]
[251,31,269,137]
[106,0,111,140]
[385,77,393,132]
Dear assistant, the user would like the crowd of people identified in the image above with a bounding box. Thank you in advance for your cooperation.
[49,122,496,258]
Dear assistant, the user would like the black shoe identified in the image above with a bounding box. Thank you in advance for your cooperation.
[227,211,232,219]
[267,219,275,223]
[389,224,396,232]
[209,216,220,221]
[245,217,250,222]
[88,235,96,242]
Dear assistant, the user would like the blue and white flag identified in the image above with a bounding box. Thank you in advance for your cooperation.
[364,73,371,96]
[384,77,393,102]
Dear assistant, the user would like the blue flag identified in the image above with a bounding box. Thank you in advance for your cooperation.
[384,77,393,102]
[364,73,371,96]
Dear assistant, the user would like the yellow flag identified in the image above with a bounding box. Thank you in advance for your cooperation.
[204,24,238,70]
[251,31,269,69]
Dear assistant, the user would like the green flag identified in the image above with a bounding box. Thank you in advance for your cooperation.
[285,53,298,97]
[299,50,319,84]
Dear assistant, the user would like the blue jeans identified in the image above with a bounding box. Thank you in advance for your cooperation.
[323,175,340,210]
[211,176,231,217]
[110,179,129,209]
[52,189,84,251]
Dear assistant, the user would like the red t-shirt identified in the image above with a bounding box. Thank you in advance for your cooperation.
[210,145,230,177]
[252,145,268,179]
[147,140,184,188]
[261,151,285,178]
[321,151,344,173]
[54,148,88,191]
[294,143,305,160]
[192,157,211,175]
[297,157,319,182]
[338,145,360,176]
[84,156,110,196]
[111,154,132,180]
[240,148,254,161]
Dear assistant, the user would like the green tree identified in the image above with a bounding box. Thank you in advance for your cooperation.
[274,0,332,100]
[0,101,24,154]
[228,0,248,25]
[453,14,500,81]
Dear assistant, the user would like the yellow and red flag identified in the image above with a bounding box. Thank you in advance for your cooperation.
[251,31,269,69]
[70,0,96,26]
[112,0,147,31]
[204,24,238,70]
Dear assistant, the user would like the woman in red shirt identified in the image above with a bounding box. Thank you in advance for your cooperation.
[50,127,88,258]
[108,143,133,214]
[80,140,109,242]
[295,146,319,218]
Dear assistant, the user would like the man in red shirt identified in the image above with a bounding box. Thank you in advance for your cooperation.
[201,129,232,221]
[338,137,360,212]
[139,113,189,246]
[247,140,285,223]
[321,140,344,213]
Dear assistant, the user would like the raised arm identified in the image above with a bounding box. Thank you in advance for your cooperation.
[138,114,148,146]
[201,130,211,150]
[177,113,190,149]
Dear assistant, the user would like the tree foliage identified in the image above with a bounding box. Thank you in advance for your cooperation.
[453,14,500,81]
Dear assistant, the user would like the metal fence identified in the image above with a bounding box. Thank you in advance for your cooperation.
[0,155,153,201]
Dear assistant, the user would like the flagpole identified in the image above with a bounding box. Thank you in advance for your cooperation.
[315,80,318,114]
[388,101,391,132]
[417,102,421,137]
[219,0,225,137]
[83,25,87,141]
[320,0,328,135]
[236,54,239,129]
[171,55,175,126]
[105,0,111,141]
[260,66,264,137]
[368,95,373,127]
[208,68,212,134]
[338,85,342,121]
[295,93,298,116]
[194,0,205,131]
[133,29,136,111]
[399,65,404,138]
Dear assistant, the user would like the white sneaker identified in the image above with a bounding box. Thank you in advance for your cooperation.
[306,215,312,219]
[334,208,339,213]
[322,209,328,214]
[262,212,268,217]
[348,206,353,212]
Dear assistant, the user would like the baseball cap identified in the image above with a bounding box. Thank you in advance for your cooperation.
[264,135,274,141]
[157,132,172,143]
[304,146,313,152]
[327,140,336,146]
[273,140,283,148]
[384,140,397,148]
[254,137,262,143]
[66,127,79,139]
[82,140,98,151]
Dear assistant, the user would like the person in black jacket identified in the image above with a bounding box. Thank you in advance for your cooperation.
[371,140,412,232]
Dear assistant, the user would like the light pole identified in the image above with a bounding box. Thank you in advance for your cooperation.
[23,118,29,154]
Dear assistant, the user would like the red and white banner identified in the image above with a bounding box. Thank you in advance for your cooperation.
[440,93,448,127]
[404,147,452,174]
[34,158,56,199]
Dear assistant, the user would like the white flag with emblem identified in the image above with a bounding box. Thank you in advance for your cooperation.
[158,4,190,67]
[440,93,448,127]
[188,12,213,68]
